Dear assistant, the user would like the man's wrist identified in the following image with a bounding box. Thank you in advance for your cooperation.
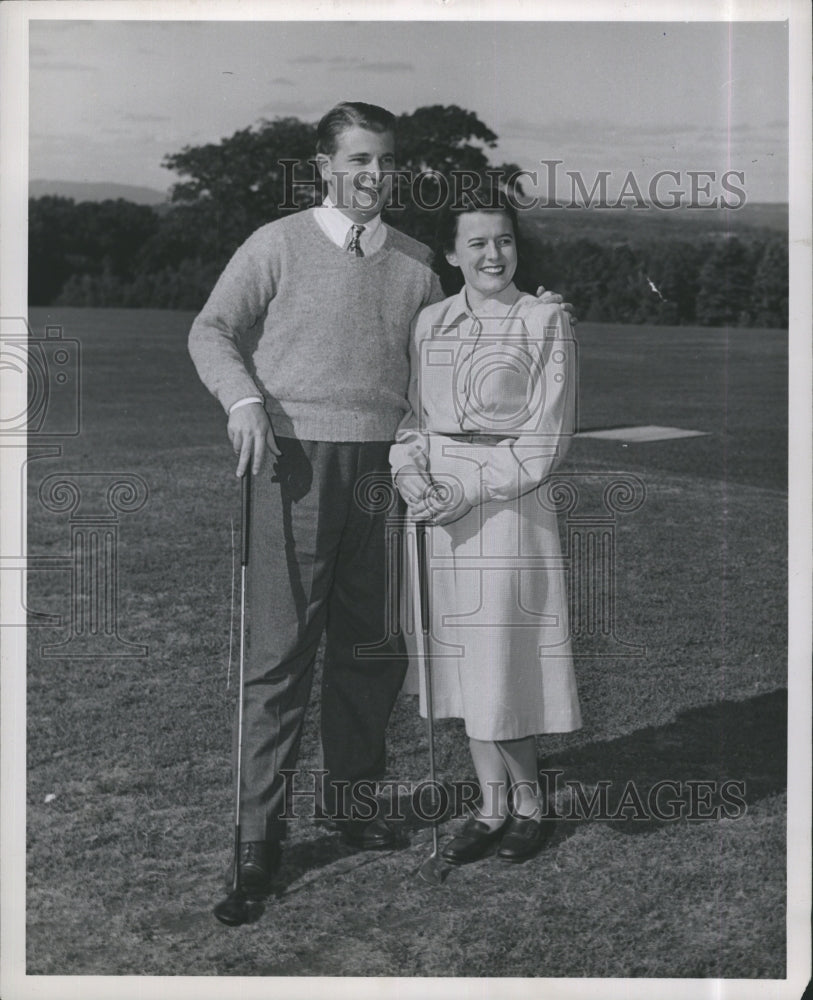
[229,396,263,413]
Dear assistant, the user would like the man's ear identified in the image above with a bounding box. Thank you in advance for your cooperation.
[315,153,331,183]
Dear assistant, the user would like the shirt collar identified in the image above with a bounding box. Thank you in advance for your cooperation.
[445,282,523,324]
[317,196,382,244]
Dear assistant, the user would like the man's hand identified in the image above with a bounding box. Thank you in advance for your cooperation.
[227,402,280,477]
[536,285,578,325]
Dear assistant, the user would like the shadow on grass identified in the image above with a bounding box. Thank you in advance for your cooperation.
[390,688,786,842]
[537,687,786,844]
[206,688,785,906]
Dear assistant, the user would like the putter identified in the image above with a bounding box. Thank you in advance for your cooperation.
[415,520,449,886]
[213,469,264,926]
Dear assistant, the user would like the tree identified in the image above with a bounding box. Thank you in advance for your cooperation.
[162,116,319,264]
[749,237,788,327]
[642,240,706,325]
[695,237,758,327]
[29,197,160,306]
[161,106,526,256]
[29,196,78,304]
[387,105,526,247]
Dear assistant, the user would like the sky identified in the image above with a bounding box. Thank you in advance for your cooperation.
[28,17,789,202]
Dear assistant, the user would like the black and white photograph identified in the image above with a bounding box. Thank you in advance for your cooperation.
[1,1,810,997]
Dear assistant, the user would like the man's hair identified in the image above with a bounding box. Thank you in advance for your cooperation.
[316,102,397,156]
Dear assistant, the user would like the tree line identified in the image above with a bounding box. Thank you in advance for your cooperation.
[28,107,788,328]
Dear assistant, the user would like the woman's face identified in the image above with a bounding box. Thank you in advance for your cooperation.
[445,210,518,304]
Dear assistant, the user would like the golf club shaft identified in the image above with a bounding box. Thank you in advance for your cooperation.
[416,521,438,855]
[232,468,251,892]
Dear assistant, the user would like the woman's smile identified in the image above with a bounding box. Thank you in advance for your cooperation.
[445,210,518,305]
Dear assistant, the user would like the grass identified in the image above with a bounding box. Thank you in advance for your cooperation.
[23,307,788,979]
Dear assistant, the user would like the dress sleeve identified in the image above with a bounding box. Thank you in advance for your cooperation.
[458,304,576,506]
[389,311,430,477]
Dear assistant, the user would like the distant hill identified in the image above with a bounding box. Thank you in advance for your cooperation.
[29,180,169,206]
[523,201,788,245]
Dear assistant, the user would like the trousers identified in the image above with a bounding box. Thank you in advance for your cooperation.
[238,437,407,841]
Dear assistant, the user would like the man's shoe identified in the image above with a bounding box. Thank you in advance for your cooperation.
[237,840,281,897]
[338,817,397,850]
[440,817,508,865]
[496,813,551,863]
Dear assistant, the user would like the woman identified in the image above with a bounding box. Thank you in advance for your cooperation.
[390,191,581,864]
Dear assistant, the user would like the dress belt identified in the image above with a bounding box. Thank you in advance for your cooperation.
[443,432,516,445]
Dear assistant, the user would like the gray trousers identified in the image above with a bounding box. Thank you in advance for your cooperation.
[238,437,407,841]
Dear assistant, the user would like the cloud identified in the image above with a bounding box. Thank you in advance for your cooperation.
[334,60,413,73]
[257,98,329,117]
[123,113,172,123]
[285,54,411,73]
[31,61,95,73]
[499,116,786,157]
[30,131,87,143]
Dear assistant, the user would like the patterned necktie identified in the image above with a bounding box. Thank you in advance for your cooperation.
[347,224,365,257]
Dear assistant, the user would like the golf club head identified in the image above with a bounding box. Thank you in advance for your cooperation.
[418,854,450,886]
[212,888,266,927]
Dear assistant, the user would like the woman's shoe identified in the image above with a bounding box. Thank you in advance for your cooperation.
[496,813,551,863]
[440,816,508,865]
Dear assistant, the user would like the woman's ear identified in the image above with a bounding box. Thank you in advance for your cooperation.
[444,250,459,268]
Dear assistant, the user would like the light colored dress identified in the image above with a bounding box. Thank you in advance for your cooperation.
[389,283,582,741]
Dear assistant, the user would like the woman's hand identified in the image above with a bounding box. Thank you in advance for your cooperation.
[394,464,432,506]
[408,478,474,526]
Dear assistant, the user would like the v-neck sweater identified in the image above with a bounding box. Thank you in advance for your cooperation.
[189,208,443,441]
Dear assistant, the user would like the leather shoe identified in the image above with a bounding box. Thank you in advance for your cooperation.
[237,840,281,897]
[337,817,397,850]
[440,817,508,865]
[496,813,551,862]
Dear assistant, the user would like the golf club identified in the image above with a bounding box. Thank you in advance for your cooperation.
[415,519,449,886]
[213,469,265,926]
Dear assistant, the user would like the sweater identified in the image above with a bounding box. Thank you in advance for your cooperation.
[188,209,443,442]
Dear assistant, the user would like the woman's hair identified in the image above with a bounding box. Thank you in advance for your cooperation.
[316,102,396,156]
[433,185,535,295]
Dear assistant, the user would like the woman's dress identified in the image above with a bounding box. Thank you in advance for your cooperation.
[389,284,582,741]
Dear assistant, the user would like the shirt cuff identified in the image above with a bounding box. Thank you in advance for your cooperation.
[460,469,483,507]
[229,396,263,413]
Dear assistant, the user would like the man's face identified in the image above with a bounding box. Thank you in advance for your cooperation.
[317,125,395,222]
